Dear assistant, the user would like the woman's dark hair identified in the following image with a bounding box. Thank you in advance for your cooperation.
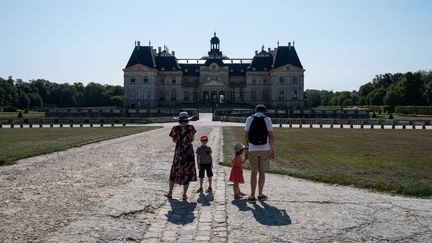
[178,120,189,124]
[255,104,266,113]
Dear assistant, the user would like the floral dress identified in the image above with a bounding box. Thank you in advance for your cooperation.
[169,124,197,185]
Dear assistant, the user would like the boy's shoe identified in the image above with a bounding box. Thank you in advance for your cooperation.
[206,187,213,193]
[257,194,268,201]
[196,188,203,193]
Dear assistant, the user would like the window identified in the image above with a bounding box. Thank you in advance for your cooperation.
[239,91,244,101]
[193,91,198,101]
[263,90,269,100]
[251,90,257,100]
[184,91,190,101]
[172,79,176,85]
[143,76,148,83]
[143,90,149,100]
[252,78,256,85]
[230,91,235,101]
[279,90,285,101]
[292,77,298,85]
[171,89,176,101]
[279,76,284,84]
[159,79,164,85]
[263,78,267,84]
[160,89,165,101]
[131,77,136,83]
[292,90,298,101]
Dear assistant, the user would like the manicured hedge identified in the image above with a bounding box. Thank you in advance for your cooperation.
[395,106,432,115]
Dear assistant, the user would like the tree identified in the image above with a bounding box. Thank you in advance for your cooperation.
[18,92,30,109]
[368,88,386,105]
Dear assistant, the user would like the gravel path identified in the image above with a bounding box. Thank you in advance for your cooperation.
[1,113,431,242]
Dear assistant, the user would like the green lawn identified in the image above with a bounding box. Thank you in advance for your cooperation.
[0,126,161,165]
[0,111,45,119]
[223,127,432,197]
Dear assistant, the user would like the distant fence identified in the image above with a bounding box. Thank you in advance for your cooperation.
[213,115,432,129]
[214,108,370,119]
[0,117,177,128]
[45,107,199,120]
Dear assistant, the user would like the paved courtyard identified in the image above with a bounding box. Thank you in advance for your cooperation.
[1,113,431,242]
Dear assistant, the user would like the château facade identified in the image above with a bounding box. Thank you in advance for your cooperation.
[123,33,305,109]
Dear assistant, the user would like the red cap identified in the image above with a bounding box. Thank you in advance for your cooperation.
[200,135,208,141]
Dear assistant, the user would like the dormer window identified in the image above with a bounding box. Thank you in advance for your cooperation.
[172,67,176,71]
[131,77,136,83]
[161,67,165,71]
[143,77,148,83]
[172,79,176,84]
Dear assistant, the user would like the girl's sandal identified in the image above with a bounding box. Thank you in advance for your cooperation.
[164,192,173,199]
[182,195,188,201]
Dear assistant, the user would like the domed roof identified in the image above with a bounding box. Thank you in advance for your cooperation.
[210,32,220,44]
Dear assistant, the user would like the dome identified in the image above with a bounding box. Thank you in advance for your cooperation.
[210,32,220,44]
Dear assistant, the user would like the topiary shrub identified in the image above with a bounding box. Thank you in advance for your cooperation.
[17,111,23,118]
[372,112,377,118]
[388,113,394,119]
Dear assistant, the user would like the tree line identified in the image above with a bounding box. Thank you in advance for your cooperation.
[0,77,123,110]
[304,70,432,109]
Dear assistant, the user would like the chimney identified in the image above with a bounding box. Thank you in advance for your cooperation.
[255,50,258,55]
[268,48,271,53]
[158,46,161,54]
[172,51,175,56]
[137,41,141,46]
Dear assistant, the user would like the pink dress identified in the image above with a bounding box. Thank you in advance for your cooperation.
[229,156,244,184]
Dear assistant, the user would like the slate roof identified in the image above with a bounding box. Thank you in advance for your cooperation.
[125,46,156,69]
[227,63,249,76]
[273,46,303,69]
[249,50,273,71]
[204,58,225,66]
[155,51,180,71]
[179,64,200,76]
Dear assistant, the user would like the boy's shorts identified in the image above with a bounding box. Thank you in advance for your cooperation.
[199,163,213,178]
[248,150,270,172]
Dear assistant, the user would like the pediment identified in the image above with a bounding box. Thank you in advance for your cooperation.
[201,80,226,87]
[123,64,156,72]
[272,64,304,72]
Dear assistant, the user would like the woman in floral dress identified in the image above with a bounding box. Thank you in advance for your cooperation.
[165,111,197,200]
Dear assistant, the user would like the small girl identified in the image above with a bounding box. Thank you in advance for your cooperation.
[229,143,247,199]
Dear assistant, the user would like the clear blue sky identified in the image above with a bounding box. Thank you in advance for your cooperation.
[1,0,431,91]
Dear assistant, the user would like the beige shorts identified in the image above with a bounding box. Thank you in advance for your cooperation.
[248,150,270,172]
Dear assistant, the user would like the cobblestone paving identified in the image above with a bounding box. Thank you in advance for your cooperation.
[1,113,431,242]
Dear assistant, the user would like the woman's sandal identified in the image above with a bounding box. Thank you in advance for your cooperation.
[182,195,188,201]
[239,192,246,196]
[164,192,173,199]
[234,194,243,199]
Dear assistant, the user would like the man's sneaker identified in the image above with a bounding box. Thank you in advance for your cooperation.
[246,196,257,202]
[258,194,268,201]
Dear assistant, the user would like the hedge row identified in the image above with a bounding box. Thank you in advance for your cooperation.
[395,106,432,115]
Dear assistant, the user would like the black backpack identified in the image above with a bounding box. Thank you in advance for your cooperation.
[248,115,268,145]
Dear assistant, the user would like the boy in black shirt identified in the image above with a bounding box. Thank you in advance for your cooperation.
[196,135,213,193]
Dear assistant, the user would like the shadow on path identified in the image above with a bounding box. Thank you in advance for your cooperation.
[197,192,214,206]
[232,200,291,226]
[166,199,197,225]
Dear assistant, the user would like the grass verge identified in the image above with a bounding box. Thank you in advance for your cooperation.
[0,126,161,166]
[222,127,432,197]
